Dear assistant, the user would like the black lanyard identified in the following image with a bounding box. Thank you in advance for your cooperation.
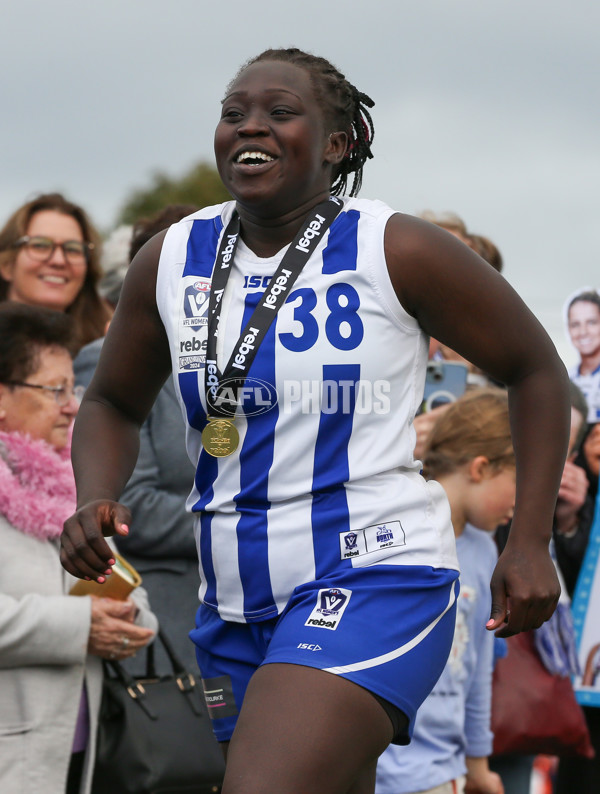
[204,196,343,417]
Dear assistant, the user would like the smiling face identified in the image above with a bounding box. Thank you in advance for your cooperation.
[568,300,600,364]
[214,60,346,218]
[0,345,78,449]
[0,210,87,312]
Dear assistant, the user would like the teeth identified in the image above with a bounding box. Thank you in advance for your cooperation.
[41,276,68,284]
[236,151,274,164]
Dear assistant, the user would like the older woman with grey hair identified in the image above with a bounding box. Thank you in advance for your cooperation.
[0,302,157,794]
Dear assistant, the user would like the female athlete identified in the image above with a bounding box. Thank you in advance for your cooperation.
[60,49,570,794]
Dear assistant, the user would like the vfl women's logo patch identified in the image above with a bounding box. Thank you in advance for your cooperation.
[305,587,352,631]
[178,278,210,371]
[182,279,211,328]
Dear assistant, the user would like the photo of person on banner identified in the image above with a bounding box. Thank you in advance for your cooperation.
[565,288,600,423]
[573,523,600,705]
[583,643,600,687]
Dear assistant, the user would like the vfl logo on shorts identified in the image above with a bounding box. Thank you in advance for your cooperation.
[304,587,352,630]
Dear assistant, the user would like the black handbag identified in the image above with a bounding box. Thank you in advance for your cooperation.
[91,628,225,794]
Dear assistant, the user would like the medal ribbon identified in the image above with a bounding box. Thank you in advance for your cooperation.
[204,196,343,418]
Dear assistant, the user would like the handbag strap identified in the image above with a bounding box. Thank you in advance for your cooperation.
[153,629,201,711]
[103,627,202,718]
[147,627,189,677]
[103,658,158,720]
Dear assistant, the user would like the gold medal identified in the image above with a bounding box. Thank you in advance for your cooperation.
[201,417,239,457]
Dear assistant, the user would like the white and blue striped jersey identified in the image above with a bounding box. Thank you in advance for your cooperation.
[156,197,459,623]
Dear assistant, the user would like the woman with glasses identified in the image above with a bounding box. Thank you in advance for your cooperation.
[0,193,112,351]
[0,302,157,794]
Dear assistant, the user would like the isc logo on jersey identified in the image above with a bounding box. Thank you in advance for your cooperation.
[304,588,352,631]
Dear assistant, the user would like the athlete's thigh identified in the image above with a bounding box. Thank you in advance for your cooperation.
[347,760,378,794]
[221,663,393,794]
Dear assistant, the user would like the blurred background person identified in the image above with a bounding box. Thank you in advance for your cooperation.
[412,213,504,462]
[420,211,503,374]
[491,380,594,794]
[553,380,600,794]
[0,193,112,352]
[0,303,156,794]
[93,222,134,310]
[74,203,200,672]
[553,381,593,597]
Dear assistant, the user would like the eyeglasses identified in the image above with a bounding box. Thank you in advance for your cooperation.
[14,235,92,265]
[2,381,85,406]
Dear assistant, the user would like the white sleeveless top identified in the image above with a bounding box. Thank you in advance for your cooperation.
[156,197,458,623]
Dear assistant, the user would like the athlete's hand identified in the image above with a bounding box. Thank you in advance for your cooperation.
[486,533,560,637]
[60,499,131,581]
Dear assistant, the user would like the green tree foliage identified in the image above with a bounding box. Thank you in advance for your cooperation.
[117,161,230,224]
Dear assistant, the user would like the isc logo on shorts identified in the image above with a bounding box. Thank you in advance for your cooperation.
[304,587,352,631]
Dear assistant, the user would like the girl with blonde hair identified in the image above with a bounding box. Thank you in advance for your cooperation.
[377,388,512,794]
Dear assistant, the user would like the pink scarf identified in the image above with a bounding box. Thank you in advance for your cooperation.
[0,430,76,540]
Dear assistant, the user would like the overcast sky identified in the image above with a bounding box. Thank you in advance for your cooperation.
[2,0,598,365]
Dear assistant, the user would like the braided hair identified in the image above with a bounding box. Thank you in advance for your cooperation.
[234,48,375,197]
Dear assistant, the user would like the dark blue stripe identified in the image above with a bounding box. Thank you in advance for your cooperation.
[183,216,223,277]
[178,370,219,609]
[322,210,359,274]
[196,510,218,610]
[311,364,360,577]
[234,291,278,620]
[178,370,207,433]
[179,215,223,608]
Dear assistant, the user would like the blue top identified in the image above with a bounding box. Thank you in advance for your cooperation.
[375,524,497,793]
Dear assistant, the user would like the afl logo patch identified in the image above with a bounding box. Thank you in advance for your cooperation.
[304,587,352,630]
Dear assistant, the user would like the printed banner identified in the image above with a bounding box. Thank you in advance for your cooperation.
[572,486,600,707]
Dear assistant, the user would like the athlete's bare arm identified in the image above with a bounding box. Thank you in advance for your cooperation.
[385,214,570,637]
[60,230,173,581]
